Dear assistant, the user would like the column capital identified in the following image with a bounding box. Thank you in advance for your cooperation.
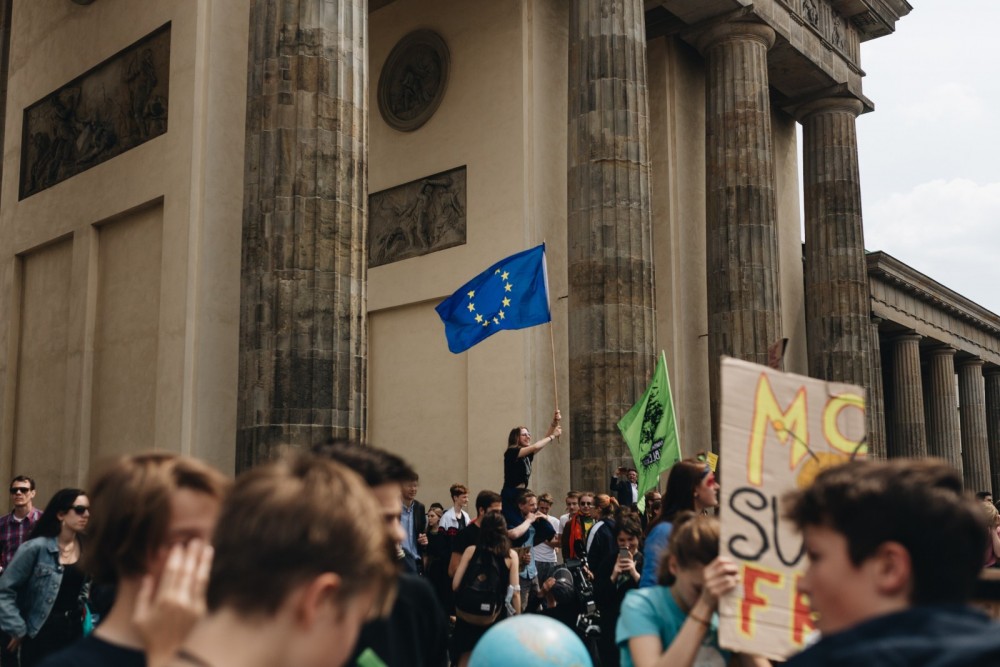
[888,332,922,345]
[984,365,1000,377]
[696,21,776,54]
[795,96,865,122]
[926,344,957,357]
[958,357,985,370]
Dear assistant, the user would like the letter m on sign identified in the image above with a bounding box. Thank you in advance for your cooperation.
[747,373,808,486]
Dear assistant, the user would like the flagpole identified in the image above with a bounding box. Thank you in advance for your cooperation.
[542,239,560,441]
[549,322,559,412]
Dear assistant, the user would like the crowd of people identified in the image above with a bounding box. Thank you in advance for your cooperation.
[0,411,997,666]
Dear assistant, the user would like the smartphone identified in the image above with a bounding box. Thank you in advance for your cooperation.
[618,547,631,561]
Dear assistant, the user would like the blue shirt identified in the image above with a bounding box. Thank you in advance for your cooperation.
[401,501,418,556]
[519,523,537,580]
[639,522,672,588]
[616,585,730,667]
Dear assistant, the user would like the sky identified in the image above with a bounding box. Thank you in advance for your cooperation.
[852,1,1000,314]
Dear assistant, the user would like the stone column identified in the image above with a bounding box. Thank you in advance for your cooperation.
[237,0,369,470]
[958,358,991,492]
[984,368,1000,495]
[887,333,927,458]
[567,0,656,493]
[924,346,962,473]
[699,22,783,449]
[800,98,872,396]
[867,317,886,459]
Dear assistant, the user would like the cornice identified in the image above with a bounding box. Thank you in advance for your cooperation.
[866,250,1000,336]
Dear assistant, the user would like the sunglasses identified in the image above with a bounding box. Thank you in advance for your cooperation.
[70,505,90,515]
[579,501,594,507]
[9,487,31,495]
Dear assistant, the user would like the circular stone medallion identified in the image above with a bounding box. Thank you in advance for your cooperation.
[378,30,450,132]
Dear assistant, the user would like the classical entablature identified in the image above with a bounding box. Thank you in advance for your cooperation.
[868,250,1000,367]
[645,0,911,110]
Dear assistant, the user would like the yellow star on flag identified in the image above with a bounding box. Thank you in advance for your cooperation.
[467,303,475,312]
[501,271,509,281]
[504,283,512,292]
[467,290,475,298]
[475,314,483,323]
[502,297,511,307]
[499,311,505,319]
[493,317,499,324]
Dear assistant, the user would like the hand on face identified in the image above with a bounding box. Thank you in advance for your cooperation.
[134,539,214,665]
[698,556,739,610]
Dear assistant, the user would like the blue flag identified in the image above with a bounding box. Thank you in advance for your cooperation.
[435,244,551,353]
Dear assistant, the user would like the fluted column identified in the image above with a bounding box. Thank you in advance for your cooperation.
[958,359,991,492]
[887,334,927,458]
[699,22,783,449]
[800,98,872,399]
[868,317,886,459]
[567,0,656,492]
[985,368,1000,495]
[925,346,962,473]
[237,0,369,469]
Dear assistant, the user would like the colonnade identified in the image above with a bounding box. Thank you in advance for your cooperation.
[881,333,1000,492]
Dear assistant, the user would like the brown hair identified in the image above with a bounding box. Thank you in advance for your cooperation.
[81,452,229,585]
[207,453,396,617]
[450,483,468,499]
[784,458,986,605]
[507,426,529,448]
[649,459,710,531]
[657,512,720,586]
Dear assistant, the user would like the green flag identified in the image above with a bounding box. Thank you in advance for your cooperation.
[617,351,681,511]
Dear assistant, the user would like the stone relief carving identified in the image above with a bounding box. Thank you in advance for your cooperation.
[803,0,820,27]
[377,30,449,132]
[832,17,846,50]
[20,23,169,200]
[368,166,467,267]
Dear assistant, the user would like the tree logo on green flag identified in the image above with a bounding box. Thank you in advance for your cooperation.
[618,351,681,509]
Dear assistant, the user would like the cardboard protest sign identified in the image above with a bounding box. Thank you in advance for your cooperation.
[717,357,867,661]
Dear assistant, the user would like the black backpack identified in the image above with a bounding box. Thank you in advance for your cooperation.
[455,548,505,625]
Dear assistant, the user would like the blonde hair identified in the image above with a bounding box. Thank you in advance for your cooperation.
[82,452,229,584]
[208,453,397,617]
[657,512,720,586]
[982,500,1000,528]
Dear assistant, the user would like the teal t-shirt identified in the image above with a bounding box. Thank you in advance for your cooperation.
[616,585,731,667]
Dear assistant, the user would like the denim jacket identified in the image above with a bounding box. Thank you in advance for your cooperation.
[0,536,80,638]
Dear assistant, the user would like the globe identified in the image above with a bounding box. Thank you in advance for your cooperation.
[469,614,594,667]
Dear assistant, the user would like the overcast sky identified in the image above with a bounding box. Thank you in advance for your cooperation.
[853,1,1000,314]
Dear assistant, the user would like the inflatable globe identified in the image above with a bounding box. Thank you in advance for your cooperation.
[469,614,593,667]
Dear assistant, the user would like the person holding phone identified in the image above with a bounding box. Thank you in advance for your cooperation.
[593,517,644,667]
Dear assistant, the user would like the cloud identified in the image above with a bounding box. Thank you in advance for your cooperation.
[863,178,1000,313]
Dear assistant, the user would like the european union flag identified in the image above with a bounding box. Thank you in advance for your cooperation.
[435,244,551,353]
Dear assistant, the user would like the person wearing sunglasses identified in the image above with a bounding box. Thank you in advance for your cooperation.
[0,488,90,666]
[0,476,42,573]
[0,478,44,667]
[638,460,719,589]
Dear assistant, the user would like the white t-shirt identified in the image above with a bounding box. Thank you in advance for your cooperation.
[532,514,561,563]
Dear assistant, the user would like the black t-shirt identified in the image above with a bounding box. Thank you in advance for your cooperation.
[451,523,481,555]
[52,563,84,615]
[350,573,448,667]
[503,447,533,488]
[37,635,145,667]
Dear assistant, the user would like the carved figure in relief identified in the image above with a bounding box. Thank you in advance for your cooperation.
[832,19,846,49]
[803,0,820,26]
[124,48,159,141]
[367,168,467,267]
